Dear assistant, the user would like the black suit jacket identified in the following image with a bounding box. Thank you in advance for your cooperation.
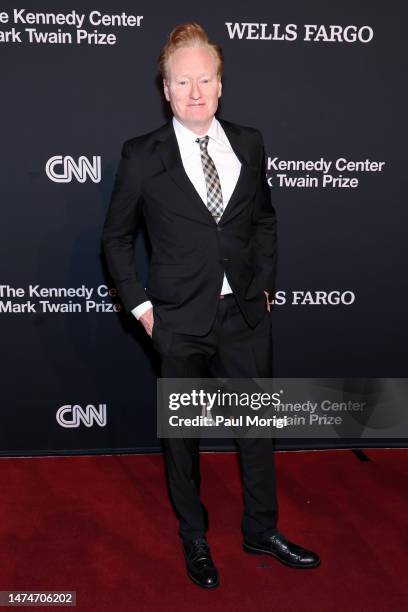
[102,117,277,335]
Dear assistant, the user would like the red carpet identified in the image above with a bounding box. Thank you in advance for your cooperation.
[0,449,407,611]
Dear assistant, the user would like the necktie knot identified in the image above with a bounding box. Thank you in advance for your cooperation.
[195,135,209,151]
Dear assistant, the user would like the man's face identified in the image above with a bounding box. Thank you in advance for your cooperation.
[163,46,222,134]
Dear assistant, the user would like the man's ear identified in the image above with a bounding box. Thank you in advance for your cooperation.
[218,78,222,98]
[163,78,170,102]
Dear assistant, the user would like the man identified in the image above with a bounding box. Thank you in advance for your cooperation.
[102,22,319,589]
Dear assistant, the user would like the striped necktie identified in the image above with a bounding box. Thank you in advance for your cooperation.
[195,135,224,223]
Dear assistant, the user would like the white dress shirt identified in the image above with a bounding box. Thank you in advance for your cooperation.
[132,114,242,320]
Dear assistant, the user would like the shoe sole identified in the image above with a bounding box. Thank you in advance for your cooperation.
[187,569,219,589]
[242,542,321,569]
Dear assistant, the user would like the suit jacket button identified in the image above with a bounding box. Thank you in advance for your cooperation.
[217,226,223,231]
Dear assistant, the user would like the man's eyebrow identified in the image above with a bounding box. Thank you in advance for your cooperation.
[176,73,213,78]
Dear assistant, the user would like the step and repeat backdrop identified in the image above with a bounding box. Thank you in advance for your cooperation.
[0,1,407,454]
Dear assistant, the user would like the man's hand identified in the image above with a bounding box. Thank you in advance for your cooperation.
[264,290,273,312]
[139,307,154,337]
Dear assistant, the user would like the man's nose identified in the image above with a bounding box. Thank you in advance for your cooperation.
[190,82,202,98]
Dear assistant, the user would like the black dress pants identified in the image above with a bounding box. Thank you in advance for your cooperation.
[153,293,279,543]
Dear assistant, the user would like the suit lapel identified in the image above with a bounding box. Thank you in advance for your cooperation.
[154,117,255,224]
[155,122,211,221]
[218,118,256,224]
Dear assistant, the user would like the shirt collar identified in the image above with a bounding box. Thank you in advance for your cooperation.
[172,115,227,155]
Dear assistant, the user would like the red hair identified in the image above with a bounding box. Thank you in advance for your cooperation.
[157,22,224,80]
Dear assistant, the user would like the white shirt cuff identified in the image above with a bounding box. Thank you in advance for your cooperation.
[131,300,153,320]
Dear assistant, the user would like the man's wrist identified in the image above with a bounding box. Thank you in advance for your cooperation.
[131,300,153,320]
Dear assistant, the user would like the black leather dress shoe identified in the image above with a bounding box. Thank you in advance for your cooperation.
[243,531,320,569]
[183,538,219,588]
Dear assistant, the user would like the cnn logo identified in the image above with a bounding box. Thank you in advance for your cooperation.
[56,403,107,428]
[46,155,101,183]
